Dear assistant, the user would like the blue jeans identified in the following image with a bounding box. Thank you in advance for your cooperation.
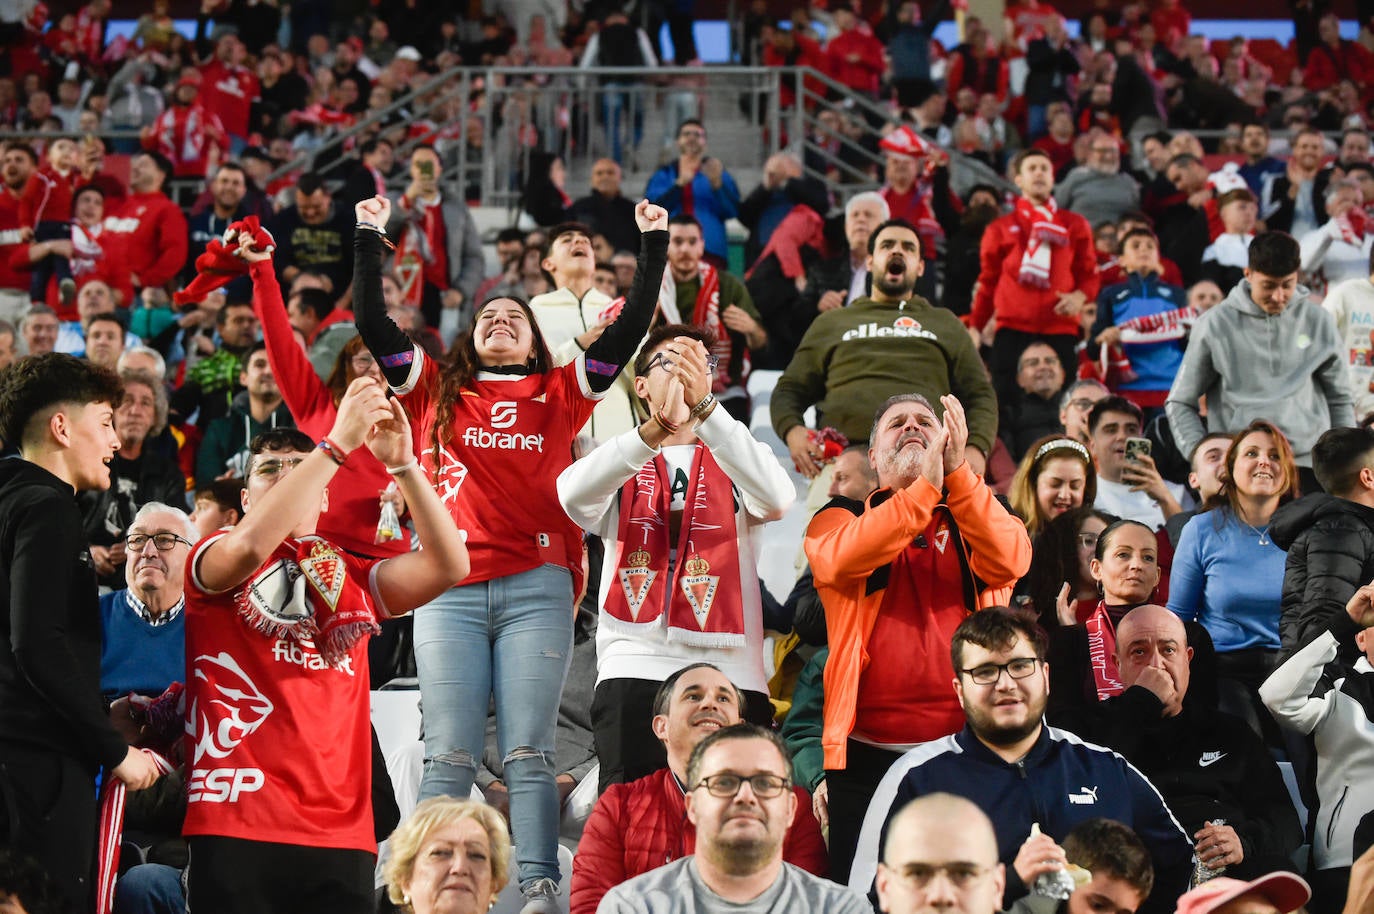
[113,863,183,914]
[600,82,643,165]
[413,563,574,888]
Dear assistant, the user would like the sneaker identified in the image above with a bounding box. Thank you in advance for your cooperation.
[58,278,76,307]
[519,877,561,914]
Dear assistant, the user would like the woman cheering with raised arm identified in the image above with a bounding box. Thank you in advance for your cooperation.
[352,193,668,914]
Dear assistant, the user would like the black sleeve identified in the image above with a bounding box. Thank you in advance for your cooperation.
[10,493,128,770]
[930,166,960,238]
[784,176,832,217]
[353,229,420,389]
[582,229,668,393]
[193,12,213,61]
[738,186,770,231]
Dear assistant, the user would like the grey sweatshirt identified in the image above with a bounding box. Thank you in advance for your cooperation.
[1166,279,1353,466]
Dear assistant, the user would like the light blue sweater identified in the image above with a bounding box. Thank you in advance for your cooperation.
[1167,509,1284,652]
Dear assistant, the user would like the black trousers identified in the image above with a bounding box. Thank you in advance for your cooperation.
[592,677,774,793]
[825,739,907,887]
[0,742,97,914]
[187,835,374,914]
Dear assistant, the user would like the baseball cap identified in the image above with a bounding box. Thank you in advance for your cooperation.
[1175,874,1311,914]
[395,45,422,62]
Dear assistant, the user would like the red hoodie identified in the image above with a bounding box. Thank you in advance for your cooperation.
[0,187,30,292]
[971,201,1099,336]
[19,165,76,227]
[102,191,188,292]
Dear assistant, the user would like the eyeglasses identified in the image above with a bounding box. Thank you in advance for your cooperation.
[1077,532,1100,550]
[124,532,193,552]
[350,353,377,369]
[959,657,1042,685]
[251,456,307,478]
[1067,398,1097,412]
[694,773,791,799]
[889,862,992,890]
[645,352,720,374]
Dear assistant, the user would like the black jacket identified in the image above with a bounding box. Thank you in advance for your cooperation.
[569,191,640,255]
[0,458,127,771]
[1270,493,1374,655]
[1057,689,1303,879]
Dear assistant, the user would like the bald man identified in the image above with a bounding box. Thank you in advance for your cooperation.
[877,793,1005,914]
[1060,606,1301,884]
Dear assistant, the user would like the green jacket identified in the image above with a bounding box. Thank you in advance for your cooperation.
[770,296,998,453]
[673,270,761,390]
[781,647,827,792]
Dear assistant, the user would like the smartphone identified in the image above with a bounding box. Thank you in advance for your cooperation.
[417,159,436,179]
[1125,437,1152,463]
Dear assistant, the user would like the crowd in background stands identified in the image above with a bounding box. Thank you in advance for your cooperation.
[10,1,1374,914]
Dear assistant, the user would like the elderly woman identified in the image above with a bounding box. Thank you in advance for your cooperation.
[385,798,512,914]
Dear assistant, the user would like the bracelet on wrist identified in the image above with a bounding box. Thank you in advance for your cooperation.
[693,398,719,426]
[356,222,396,250]
[652,412,680,435]
[688,392,716,420]
[317,437,349,466]
[386,460,419,476]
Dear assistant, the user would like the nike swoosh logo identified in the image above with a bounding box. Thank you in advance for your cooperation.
[1198,754,1227,767]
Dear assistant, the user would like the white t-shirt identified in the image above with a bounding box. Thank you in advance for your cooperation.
[1323,276,1374,421]
[1094,475,1193,530]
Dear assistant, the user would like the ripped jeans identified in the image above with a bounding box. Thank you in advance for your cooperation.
[413,563,574,887]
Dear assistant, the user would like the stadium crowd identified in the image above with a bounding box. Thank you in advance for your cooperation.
[8,1,1374,914]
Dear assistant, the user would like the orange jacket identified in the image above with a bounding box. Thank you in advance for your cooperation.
[805,464,1031,770]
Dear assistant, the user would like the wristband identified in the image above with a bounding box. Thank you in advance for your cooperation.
[688,392,716,420]
[386,460,419,476]
[693,398,719,427]
[652,412,680,435]
[317,437,348,466]
[356,222,396,250]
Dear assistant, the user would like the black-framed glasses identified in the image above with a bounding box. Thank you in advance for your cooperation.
[645,351,720,374]
[889,862,991,889]
[124,532,193,552]
[251,456,307,478]
[959,657,1042,685]
[694,773,791,799]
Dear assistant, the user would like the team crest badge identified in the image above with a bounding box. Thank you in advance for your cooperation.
[618,547,657,621]
[894,316,921,331]
[680,553,719,628]
[300,541,346,610]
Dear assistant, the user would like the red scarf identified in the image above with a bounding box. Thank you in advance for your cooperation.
[1084,601,1124,701]
[1014,196,1068,289]
[605,447,746,647]
[174,216,275,306]
[236,537,379,668]
[661,262,739,393]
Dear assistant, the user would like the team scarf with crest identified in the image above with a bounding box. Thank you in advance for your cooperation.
[658,262,739,393]
[236,537,379,668]
[605,446,745,647]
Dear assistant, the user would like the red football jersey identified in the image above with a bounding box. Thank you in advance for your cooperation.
[397,354,597,590]
[182,534,385,853]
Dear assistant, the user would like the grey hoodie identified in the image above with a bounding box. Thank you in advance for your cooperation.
[1165,279,1352,466]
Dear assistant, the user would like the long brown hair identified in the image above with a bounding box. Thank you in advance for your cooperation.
[1203,419,1299,519]
[428,295,553,467]
[325,335,372,406]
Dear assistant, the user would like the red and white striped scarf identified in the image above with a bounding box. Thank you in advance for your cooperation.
[1015,196,1069,289]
